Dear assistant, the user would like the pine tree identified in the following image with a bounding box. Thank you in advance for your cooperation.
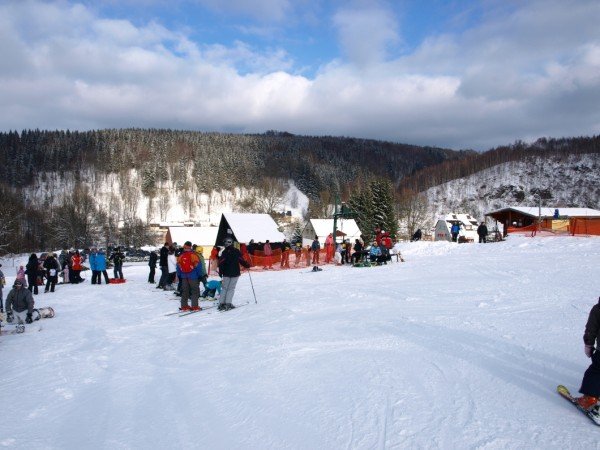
[370,179,398,239]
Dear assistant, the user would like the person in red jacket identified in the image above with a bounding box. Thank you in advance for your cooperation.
[70,250,84,284]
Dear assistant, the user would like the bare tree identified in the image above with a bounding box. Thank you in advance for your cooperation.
[397,189,431,239]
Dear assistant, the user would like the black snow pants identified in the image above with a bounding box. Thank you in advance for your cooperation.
[580,349,600,397]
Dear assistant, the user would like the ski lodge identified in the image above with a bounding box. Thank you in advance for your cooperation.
[215,212,285,245]
[485,207,600,236]
[165,226,219,258]
[301,219,363,246]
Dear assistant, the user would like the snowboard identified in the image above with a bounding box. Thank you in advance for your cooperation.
[557,385,600,426]
[0,324,26,335]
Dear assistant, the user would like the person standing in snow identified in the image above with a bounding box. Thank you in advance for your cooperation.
[157,242,169,289]
[324,233,334,263]
[450,222,460,242]
[5,279,34,325]
[25,253,39,295]
[70,250,84,283]
[280,239,291,269]
[148,250,157,284]
[109,246,125,280]
[575,297,600,414]
[176,241,203,312]
[0,263,5,311]
[217,236,250,311]
[477,222,488,243]
[90,248,110,285]
[311,236,321,265]
[43,253,60,293]
[166,246,177,290]
[263,240,273,269]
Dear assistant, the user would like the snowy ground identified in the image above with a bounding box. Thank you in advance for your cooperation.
[1,235,599,449]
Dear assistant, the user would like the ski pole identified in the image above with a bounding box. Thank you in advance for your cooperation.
[247,268,257,304]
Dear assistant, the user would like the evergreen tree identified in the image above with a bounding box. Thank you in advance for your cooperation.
[370,179,398,239]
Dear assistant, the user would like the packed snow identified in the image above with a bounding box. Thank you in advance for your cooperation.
[1,235,599,449]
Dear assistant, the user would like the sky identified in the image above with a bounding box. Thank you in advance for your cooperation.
[1,235,600,448]
[0,0,599,150]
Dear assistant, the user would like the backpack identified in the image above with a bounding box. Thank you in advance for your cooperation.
[178,251,199,273]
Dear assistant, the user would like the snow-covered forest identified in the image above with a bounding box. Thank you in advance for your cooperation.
[0,130,599,252]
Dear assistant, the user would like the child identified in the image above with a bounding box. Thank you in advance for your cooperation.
[201,279,222,300]
[576,297,600,415]
[16,266,27,288]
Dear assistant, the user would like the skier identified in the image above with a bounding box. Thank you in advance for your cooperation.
[5,279,34,325]
[0,263,5,312]
[176,241,203,312]
[576,297,600,413]
[217,236,250,311]
[43,253,61,293]
[311,236,321,265]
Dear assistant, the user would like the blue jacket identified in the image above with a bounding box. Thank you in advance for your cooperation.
[205,279,222,294]
[176,251,205,280]
[369,246,381,257]
[90,252,107,271]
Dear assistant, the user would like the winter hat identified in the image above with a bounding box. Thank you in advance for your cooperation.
[223,237,233,246]
[184,241,192,249]
[14,279,23,287]
[195,246,204,254]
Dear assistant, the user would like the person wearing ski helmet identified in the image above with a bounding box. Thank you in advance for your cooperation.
[5,279,34,325]
[217,236,250,311]
[576,297,600,414]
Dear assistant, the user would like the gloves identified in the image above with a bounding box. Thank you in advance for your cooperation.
[7,312,13,323]
[26,313,33,324]
[585,345,594,358]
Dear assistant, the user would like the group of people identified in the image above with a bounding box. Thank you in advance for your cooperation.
[150,239,249,312]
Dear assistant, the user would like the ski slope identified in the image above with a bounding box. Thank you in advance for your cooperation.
[1,235,599,449]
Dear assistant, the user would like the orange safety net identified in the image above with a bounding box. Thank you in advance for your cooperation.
[571,218,600,236]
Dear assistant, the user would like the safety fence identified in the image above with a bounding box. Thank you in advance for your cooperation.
[507,217,600,237]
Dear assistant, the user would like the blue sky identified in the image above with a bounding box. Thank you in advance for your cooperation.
[0,0,599,150]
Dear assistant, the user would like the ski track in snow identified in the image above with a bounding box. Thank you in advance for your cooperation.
[1,235,600,449]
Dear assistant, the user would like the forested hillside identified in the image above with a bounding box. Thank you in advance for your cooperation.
[0,129,467,252]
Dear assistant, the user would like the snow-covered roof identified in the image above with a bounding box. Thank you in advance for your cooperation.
[439,213,480,224]
[220,213,285,243]
[307,219,362,239]
[487,207,600,218]
[168,226,219,246]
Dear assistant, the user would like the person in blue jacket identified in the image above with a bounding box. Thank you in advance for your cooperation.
[369,241,382,263]
[176,241,205,311]
[450,222,460,242]
[90,247,110,285]
[201,279,222,299]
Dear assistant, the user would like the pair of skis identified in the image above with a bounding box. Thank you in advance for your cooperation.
[557,385,600,426]
[165,302,249,317]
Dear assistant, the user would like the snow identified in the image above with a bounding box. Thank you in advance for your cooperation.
[221,213,285,243]
[1,235,599,449]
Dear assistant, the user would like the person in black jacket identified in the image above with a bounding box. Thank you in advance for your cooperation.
[25,254,39,295]
[477,222,488,244]
[148,250,158,284]
[157,242,169,288]
[43,253,61,293]
[352,239,363,264]
[217,236,250,311]
[576,297,600,413]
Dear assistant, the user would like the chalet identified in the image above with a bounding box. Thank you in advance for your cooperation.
[434,213,480,242]
[301,219,363,246]
[485,207,600,236]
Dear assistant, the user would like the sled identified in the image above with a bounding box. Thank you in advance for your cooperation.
[109,278,127,284]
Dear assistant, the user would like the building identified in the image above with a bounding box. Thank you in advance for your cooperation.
[301,219,363,246]
[165,226,219,258]
[434,213,480,242]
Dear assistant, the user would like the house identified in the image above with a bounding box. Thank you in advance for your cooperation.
[301,219,363,246]
[434,213,480,242]
[215,213,285,245]
[485,207,600,236]
[165,226,219,258]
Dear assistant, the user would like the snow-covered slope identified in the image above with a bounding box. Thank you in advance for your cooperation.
[1,235,599,449]
[425,153,600,222]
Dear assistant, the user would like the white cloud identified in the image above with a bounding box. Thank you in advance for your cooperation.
[332,6,400,68]
[0,0,599,151]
